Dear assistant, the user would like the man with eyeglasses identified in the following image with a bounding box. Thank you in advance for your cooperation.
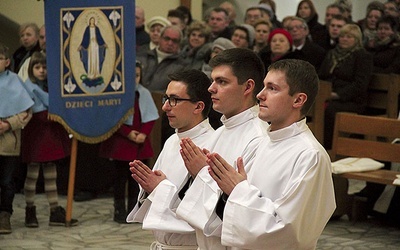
[176,48,269,249]
[286,17,326,71]
[127,69,214,249]
[137,25,188,92]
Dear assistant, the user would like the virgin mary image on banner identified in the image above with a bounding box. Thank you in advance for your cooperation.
[68,8,117,95]
[78,16,107,86]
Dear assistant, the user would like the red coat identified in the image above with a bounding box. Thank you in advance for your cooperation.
[98,95,156,161]
[21,110,71,163]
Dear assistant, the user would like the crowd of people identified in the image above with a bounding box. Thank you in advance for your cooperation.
[1,0,400,248]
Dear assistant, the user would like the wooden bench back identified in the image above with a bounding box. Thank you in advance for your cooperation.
[331,112,400,163]
[366,73,400,119]
[307,80,332,144]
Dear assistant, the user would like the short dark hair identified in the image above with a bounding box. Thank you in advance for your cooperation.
[331,14,347,23]
[377,15,399,32]
[326,3,345,14]
[212,7,229,20]
[168,69,212,118]
[209,48,265,101]
[167,9,185,24]
[0,43,10,58]
[28,51,46,83]
[176,5,193,25]
[268,59,319,115]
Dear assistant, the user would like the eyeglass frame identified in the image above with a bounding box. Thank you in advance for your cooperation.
[162,94,196,107]
[161,36,180,44]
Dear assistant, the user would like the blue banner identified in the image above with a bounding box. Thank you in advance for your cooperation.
[45,0,135,143]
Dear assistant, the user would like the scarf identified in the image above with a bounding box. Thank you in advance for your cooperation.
[22,79,49,113]
[0,70,34,118]
[124,84,159,125]
[328,44,362,74]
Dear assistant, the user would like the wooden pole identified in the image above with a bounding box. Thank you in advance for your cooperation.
[65,137,78,227]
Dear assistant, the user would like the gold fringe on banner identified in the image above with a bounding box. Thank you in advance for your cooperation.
[48,107,134,144]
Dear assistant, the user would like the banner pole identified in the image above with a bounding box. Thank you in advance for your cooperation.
[66,137,78,227]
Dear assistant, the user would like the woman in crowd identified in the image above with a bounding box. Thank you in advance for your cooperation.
[296,0,324,42]
[318,24,373,149]
[181,21,212,70]
[137,16,171,52]
[258,28,293,72]
[365,15,400,74]
[12,23,41,73]
[358,3,384,46]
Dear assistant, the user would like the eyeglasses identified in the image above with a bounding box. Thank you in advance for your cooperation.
[287,25,305,31]
[162,95,195,107]
[162,36,180,44]
[0,58,8,60]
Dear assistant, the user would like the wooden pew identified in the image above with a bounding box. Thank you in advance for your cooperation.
[330,112,400,221]
[366,73,400,119]
[307,80,332,144]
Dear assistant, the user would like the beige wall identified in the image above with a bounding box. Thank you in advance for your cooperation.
[0,0,45,26]
[0,0,202,28]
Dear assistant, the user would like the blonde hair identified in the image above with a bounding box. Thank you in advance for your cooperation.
[339,24,363,48]
[187,21,211,42]
[19,22,39,37]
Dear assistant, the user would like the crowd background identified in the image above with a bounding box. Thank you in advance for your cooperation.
[0,0,388,54]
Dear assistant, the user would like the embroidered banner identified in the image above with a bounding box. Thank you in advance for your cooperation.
[45,0,135,143]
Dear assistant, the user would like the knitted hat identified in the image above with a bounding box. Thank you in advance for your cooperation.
[146,16,171,29]
[212,37,236,51]
[258,3,274,19]
[268,28,293,46]
[239,24,256,47]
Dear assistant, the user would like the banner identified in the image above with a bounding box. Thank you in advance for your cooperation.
[45,0,135,143]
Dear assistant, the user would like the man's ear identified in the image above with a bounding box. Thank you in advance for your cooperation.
[194,101,205,114]
[293,93,307,109]
[5,58,10,68]
[244,79,255,95]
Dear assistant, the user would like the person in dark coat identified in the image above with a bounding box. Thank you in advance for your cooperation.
[207,7,232,42]
[318,24,373,149]
[258,28,293,72]
[316,14,347,51]
[12,23,41,73]
[286,17,326,70]
[135,6,150,49]
[365,15,400,74]
[295,0,324,43]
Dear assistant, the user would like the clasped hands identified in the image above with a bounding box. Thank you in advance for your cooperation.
[128,130,146,144]
[129,160,166,194]
[180,138,247,195]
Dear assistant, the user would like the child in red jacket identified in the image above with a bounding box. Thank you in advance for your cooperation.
[99,61,159,223]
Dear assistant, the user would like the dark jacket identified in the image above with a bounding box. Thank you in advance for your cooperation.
[319,48,373,106]
[287,39,326,70]
[366,39,400,74]
[136,25,150,48]
[137,48,188,92]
